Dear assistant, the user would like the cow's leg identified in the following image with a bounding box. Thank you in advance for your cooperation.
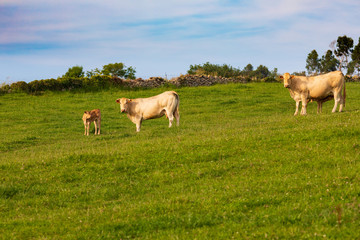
[174,106,180,126]
[301,96,307,115]
[339,92,344,112]
[294,100,300,116]
[94,121,98,135]
[317,102,322,114]
[86,122,90,136]
[135,117,142,132]
[165,109,174,128]
[97,119,101,135]
[332,91,341,113]
[84,123,87,135]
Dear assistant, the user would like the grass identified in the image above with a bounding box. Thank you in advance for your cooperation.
[1,83,360,239]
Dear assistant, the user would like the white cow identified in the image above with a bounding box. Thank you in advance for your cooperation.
[116,91,180,132]
[280,71,346,115]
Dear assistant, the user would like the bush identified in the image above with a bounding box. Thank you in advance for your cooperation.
[28,80,46,92]
[262,77,277,83]
[0,83,10,94]
[60,77,84,90]
[188,62,242,78]
[42,79,61,91]
[10,81,29,93]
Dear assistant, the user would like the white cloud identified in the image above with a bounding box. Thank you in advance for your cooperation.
[1,0,360,81]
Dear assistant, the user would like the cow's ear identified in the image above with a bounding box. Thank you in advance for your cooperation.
[116,99,120,103]
[127,99,132,103]
[280,76,284,79]
[290,75,295,79]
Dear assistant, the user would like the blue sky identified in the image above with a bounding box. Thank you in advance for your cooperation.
[1,0,360,83]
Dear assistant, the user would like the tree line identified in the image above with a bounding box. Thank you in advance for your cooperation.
[305,35,360,76]
[187,62,278,82]
[63,63,136,79]
[2,34,360,94]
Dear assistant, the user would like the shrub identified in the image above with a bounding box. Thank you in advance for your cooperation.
[28,80,46,92]
[0,83,10,94]
[10,81,29,93]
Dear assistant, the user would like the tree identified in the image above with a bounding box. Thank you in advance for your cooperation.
[243,63,253,72]
[187,62,241,78]
[254,65,270,79]
[270,68,278,78]
[305,50,320,75]
[242,63,254,77]
[292,71,306,76]
[319,50,339,73]
[334,35,354,71]
[347,61,355,75]
[63,65,84,78]
[101,63,126,77]
[86,62,136,79]
[86,68,102,78]
[125,66,136,79]
[350,37,360,75]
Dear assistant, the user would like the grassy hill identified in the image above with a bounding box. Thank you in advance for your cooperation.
[1,83,360,239]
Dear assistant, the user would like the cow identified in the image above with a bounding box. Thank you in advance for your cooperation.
[116,91,180,132]
[82,109,101,135]
[280,71,346,115]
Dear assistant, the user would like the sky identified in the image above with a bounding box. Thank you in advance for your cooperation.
[1,0,360,83]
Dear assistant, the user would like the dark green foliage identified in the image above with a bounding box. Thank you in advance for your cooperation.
[320,50,339,73]
[349,37,360,75]
[187,62,275,81]
[87,62,136,79]
[0,84,10,95]
[10,81,29,93]
[1,76,126,94]
[254,65,270,79]
[306,49,320,75]
[334,35,354,71]
[291,71,306,76]
[101,62,126,77]
[188,62,242,78]
[62,65,85,78]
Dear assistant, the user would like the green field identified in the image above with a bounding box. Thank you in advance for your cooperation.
[1,83,360,239]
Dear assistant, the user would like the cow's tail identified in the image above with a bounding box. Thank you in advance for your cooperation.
[172,92,180,125]
[343,79,346,107]
[172,91,180,114]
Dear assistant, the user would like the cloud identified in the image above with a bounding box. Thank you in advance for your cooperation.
[1,0,360,81]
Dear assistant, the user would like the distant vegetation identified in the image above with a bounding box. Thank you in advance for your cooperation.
[0,62,280,95]
[305,35,360,76]
[187,62,278,82]
[1,35,360,95]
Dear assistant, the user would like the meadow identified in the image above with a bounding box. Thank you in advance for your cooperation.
[0,82,359,239]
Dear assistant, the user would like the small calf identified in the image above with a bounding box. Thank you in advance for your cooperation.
[82,109,101,135]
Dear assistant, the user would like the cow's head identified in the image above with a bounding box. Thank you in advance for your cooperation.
[82,111,91,122]
[280,73,294,88]
[116,98,131,113]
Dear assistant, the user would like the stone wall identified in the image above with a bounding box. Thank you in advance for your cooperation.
[121,75,247,88]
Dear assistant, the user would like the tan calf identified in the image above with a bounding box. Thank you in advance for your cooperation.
[82,109,101,135]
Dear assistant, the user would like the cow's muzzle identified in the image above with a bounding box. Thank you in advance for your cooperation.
[121,109,126,113]
[284,84,290,88]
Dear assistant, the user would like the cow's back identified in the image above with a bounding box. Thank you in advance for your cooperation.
[90,109,101,120]
[132,91,178,119]
[307,71,344,98]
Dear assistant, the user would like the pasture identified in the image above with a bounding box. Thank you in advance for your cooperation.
[1,82,360,239]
